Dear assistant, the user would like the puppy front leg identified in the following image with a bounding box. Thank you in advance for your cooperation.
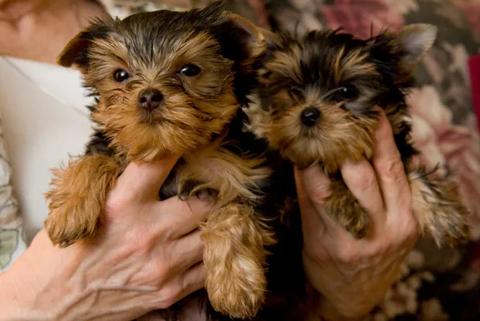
[45,154,121,247]
[325,178,371,238]
[409,168,469,247]
[202,203,274,319]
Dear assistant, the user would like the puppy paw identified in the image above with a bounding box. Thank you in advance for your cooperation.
[45,155,120,247]
[326,179,370,238]
[45,208,98,247]
[202,203,273,318]
[207,260,266,319]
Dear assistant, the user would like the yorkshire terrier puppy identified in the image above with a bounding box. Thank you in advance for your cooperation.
[45,3,276,318]
[245,24,469,246]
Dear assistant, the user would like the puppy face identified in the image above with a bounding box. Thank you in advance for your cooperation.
[59,3,266,160]
[247,24,436,171]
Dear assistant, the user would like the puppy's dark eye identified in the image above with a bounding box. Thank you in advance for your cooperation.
[113,69,130,82]
[331,85,359,102]
[179,64,201,77]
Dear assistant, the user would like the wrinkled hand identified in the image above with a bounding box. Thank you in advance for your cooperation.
[296,112,418,320]
[0,157,211,321]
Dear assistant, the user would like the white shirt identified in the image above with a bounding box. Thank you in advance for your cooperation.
[0,57,93,241]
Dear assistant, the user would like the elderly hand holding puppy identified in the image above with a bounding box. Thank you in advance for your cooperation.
[297,112,418,320]
[0,157,213,321]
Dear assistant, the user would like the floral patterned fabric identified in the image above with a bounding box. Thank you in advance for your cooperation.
[0,115,26,271]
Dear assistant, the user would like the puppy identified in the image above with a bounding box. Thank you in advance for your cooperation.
[245,24,469,246]
[45,3,275,318]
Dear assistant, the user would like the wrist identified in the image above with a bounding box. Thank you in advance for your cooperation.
[0,232,90,321]
[302,253,374,321]
[0,267,52,321]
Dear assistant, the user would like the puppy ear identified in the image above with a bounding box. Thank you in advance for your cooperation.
[224,12,275,58]
[398,23,437,65]
[210,10,275,62]
[57,21,111,69]
[369,24,436,87]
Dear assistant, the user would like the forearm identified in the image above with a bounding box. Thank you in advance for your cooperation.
[304,252,403,321]
[0,257,52,321]
[0,233,106,321]
[0,233,79,321]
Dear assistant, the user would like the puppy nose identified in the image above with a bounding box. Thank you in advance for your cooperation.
[301,107,321,127]
[138,88,163,111]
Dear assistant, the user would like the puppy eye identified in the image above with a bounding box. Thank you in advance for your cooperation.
[179,64,201,77]
[331,85,359,102]
[113,69,130,82]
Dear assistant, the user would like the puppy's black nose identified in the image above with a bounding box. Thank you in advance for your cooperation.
[301,107,321,127]
[138,88,163,111]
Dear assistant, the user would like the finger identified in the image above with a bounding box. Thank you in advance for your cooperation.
[156,263,205,310]
[372,111,411,213]
[115,156,179,201]
[296,165,331,204]
[155,196,213,237]
[179,263,206,299]
[295,166,347,236]
[341,159,385,226]
[167,230,204,272]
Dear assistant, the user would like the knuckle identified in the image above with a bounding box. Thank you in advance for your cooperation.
[345,166,377,191]
[159,285,181,308]
[129,228,156,252]
[105,193,134,216]
[388,217,419,245]
[377,159,405,182]
[336,246,360,264]
[151,261,170,284]
[366,242,390,258]
[403,218,419,242]
[309,183,331,202]
[157,221,176,242]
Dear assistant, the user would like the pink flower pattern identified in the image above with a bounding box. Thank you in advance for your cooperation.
[319,0,405,38]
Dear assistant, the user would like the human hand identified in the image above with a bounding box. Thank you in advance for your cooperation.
[0,157,212,321]
[295,112,418,320]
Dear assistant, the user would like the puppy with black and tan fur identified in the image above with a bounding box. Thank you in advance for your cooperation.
[246,24,469,246]
[44,3,276,319]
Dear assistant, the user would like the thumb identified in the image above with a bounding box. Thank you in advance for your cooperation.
[115,156,179,202]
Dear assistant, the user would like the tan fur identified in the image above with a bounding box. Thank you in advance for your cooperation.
[265,45,303,85]
[326,179,371,238]
[202,203,275,319]
[409,168,470,246]
[181,143,272,205]
[45,155,122,247]
[338,50,377,81]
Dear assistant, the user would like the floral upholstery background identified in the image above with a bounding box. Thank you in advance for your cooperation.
[1,0,479,320]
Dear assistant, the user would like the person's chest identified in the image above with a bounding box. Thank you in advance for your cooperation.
[0,56,92,241]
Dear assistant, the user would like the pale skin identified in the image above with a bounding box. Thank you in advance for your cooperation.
[0,1,419,320]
